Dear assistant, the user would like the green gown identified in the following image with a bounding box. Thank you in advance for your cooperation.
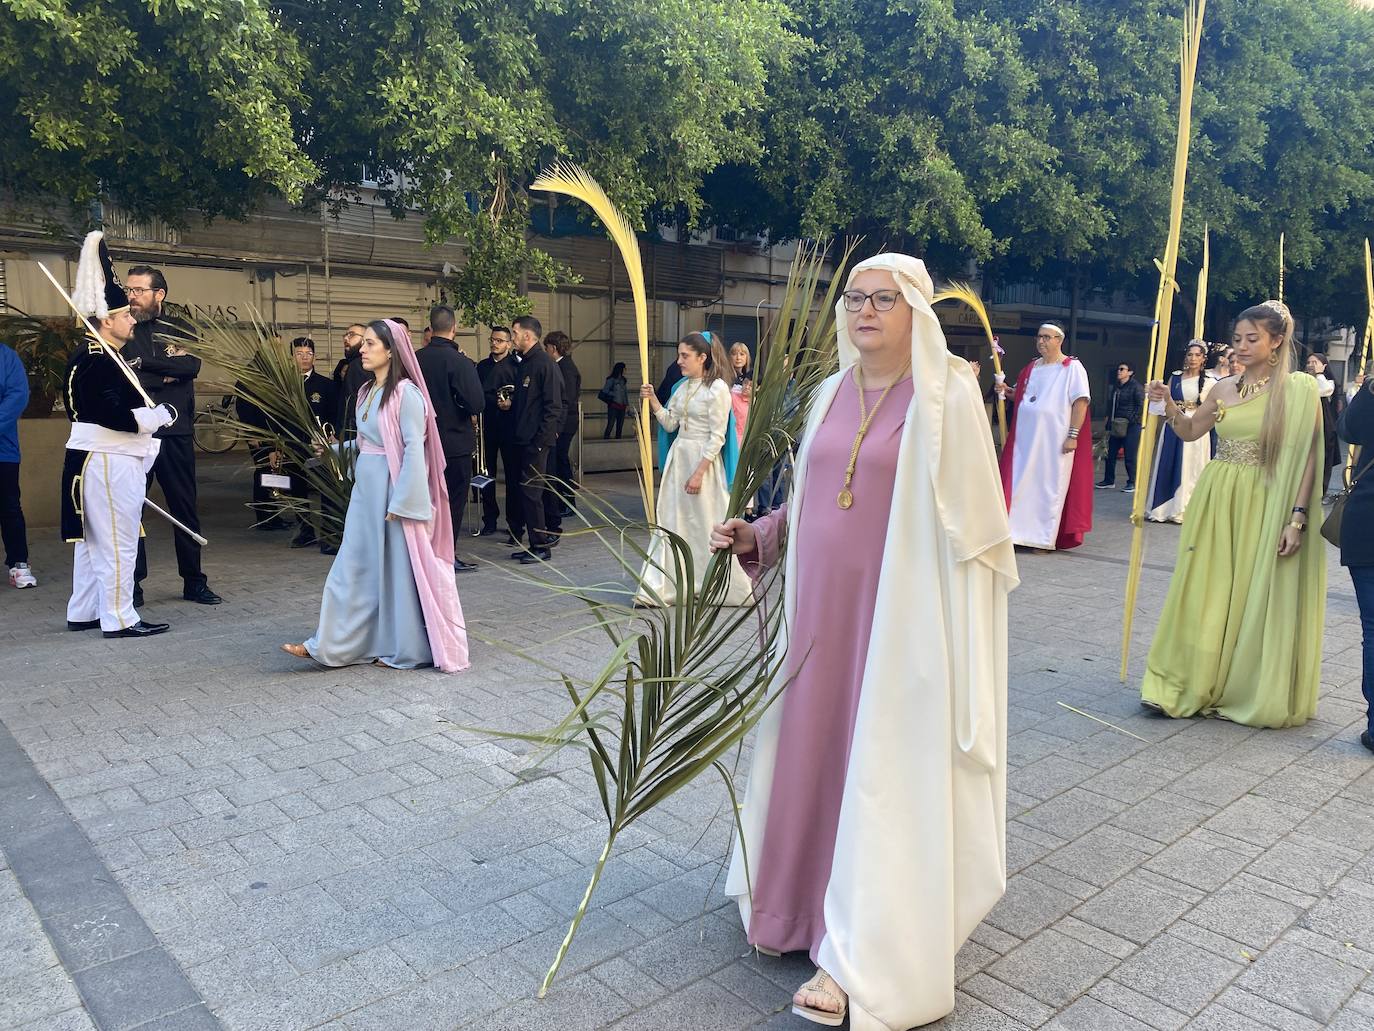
[1141,373,1325,728]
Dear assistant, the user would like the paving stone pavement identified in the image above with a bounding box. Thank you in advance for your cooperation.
[1,454,1372,1030]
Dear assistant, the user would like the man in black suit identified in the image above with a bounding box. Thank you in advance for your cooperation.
[287,337,338,551]
[124,265,221,606]
[475,326,518,537]
[506,315,564,564]
[542,330,581,536]
[332,323,369,439]
[416,305,485,571]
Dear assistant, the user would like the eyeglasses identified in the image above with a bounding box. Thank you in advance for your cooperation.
[1117,366,1130,371]
[841,289,901,313]
[125,287,159,298]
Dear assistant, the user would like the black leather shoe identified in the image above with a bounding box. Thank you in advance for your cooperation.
[454,559,478,573]
[558,504,575,519]
[476,527,499,536]
[545,533,561,548]
[67,619,102,632]
[319,543,339,556]
[503,534,523,548]
[509,549,534,561]
[183,585,223,605]
[519,548,552,565]
[1361,730,1374,755]
[104,620,170,639]
[132,586,144,608]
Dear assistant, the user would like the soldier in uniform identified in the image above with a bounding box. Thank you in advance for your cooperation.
[61,232,175,637]
[123,265,222,606]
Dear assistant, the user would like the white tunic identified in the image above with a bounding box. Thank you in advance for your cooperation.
[1007,359,1090,549]
[636,377,752,606]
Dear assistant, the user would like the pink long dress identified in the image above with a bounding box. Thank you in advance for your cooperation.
[741,370,913,957]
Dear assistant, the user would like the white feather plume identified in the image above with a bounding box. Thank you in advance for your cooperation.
[71,230,107,318]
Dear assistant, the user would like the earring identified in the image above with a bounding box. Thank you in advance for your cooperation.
[1267,351,1281,367]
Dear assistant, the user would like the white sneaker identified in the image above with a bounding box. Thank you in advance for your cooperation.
[9,563,36,589]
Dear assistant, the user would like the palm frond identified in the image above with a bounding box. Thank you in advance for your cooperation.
[182,310,355,541]
[932,280,1007,445]
[531,162,656,523]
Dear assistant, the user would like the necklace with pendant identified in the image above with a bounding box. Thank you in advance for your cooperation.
[837,361,910,510]
[1237,372,1271,400]
[360,386,381,421]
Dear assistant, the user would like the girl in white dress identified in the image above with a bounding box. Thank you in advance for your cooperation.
[636,332,752,606]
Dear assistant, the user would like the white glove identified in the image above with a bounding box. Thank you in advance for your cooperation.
[133,405,175,433]
[993,373,1006,384]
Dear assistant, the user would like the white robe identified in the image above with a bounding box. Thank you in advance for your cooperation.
[637,377,752,607]
[726,356,1019,1029]
[1146,374,1214,523]
[1007,360,1090,549]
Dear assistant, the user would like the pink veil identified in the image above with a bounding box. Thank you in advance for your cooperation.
[374,319,469,672]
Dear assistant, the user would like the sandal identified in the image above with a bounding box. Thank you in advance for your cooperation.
[793,968,847,1026]
[280,643,309,659]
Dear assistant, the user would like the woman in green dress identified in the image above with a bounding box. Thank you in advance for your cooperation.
[1141,301,1325,727]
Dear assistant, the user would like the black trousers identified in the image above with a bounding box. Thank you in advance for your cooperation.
[479,429,505,532]
[1323,431,1339,495]
[603,406,625,438]
[135,434,205,588]
[497,439,527,537]
[442,453,472,544]
[517,444,552,548]
[1102,423,1141,487]
[545,429,577,532]
[0,461,27,567]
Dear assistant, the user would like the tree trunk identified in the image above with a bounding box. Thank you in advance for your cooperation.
[1067,265,1083,353]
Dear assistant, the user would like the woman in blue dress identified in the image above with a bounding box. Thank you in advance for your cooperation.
[1146,340,1217,523]
[283,319,469,671]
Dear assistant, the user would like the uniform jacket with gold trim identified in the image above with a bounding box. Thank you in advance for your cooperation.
[60,340,145,542]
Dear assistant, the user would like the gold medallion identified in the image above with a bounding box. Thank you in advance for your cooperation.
[837,489,854,510]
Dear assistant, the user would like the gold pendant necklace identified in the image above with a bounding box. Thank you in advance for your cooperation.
[360,386,380,421]
[838,361,910,510]
[1237,372,1271,400]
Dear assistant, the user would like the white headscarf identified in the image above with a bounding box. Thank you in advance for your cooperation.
[836,252,1015,577]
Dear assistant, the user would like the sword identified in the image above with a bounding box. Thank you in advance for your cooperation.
[143,497,209,546]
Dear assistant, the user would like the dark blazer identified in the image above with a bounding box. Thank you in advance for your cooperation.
[477,352,519,443]
[124,313,199,437]
[298,370,338,440]
[416,336,485,458]
[556,354,582,435]
[511,345,565,449]
[332,351,369,436]
[1338,380,1374,567]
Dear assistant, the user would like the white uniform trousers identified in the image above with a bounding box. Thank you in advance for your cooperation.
[67,451,145,631]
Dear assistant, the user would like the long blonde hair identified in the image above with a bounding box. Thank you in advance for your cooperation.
[1234,302,1295,474]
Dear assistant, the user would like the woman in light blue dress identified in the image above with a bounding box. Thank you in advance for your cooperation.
[283,320,438,668]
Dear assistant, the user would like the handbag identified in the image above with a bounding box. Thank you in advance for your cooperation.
[1110,417,1130,438]
[1322,449,1374,547]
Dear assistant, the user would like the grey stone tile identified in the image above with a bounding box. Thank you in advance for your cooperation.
[986,929,1119,1007]
[607,978,762,1031]
[76,948,204,1031]
[1109,933,1243,1016]
[1072,874,1193,945]
[961,971,1056,1027]
[1016,789,1124,840]
[1111,791,1216,845]
[1044,996,1155,1030]
[1234,939,1366,1025]
[1041,825,1158,887]
[984,873,1080,939]
[924,992,1034,1029]
[388,902,528,978]
[1215,985,1327,1031]
[1087,979,1190,1031]
[1142,829,1262,893]
[475,971,635,1031]
[0,963,84,1027]
[1185,884,1304,952]
[1203,795,1315,849]
[43,902,159,972]
[624,912,747,991]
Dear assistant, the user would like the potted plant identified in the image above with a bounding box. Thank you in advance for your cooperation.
[0,308,85,417]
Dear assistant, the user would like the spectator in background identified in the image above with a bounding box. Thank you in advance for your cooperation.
[1306,352,1340,499]
[542,330,581,535]
[476,326,519,537]
[599,361,629,439]
[1337,374,1374,753]
[124,265,220,606]
[1145,341,1216,523]
[416,305,485,571]
[1097,360,1145,493]
[1,341,34,588]
[729,342,753,447]
[286,336,338,552]
[505,315,563,564]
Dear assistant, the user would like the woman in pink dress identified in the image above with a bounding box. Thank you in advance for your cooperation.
[713,255,1018,1029]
